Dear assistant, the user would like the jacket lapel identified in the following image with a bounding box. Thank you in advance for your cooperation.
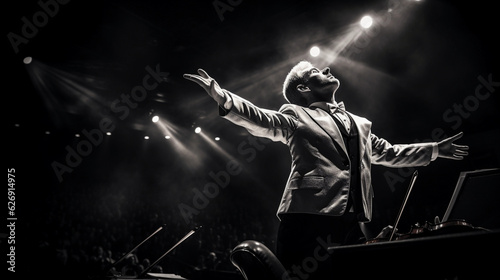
[302,107,373,160]
[302,107,349,157]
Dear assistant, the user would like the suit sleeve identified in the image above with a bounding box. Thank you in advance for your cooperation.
[370,133,437,167]
[219,92,298,143]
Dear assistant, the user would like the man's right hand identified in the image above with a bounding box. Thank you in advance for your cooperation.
[183,69,227,105]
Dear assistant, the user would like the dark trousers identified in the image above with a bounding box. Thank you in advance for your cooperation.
[276,213,364,280]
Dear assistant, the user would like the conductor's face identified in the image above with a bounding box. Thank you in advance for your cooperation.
[300,66,340,102]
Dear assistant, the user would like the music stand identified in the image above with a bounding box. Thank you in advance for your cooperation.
[137,226,202,279]
[442,168,500,230]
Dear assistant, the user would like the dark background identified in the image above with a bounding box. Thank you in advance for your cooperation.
[4,0,499,279]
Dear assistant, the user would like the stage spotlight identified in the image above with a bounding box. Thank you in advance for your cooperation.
[23,57,32,64]
[106,132,112,136]
[360,15,373,28]
[215,137,220,141]
[310,46,320,57]
[194,127,202,134]
[144,136,150,140]
[165,135,171,139]
[152,115,159,123]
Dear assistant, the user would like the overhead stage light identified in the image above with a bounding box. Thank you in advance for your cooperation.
[360,15,373,28]
[195,127,201,134]
[23,57,32,64]
[152,115,159,123]
[310,46,320,57]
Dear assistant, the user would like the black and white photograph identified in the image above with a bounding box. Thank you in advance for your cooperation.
[4,0,499,279]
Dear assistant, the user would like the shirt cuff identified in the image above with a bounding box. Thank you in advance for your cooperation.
[431,143,439,161]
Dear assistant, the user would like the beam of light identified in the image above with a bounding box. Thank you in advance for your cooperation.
[311,0,421,67]
[153,117,204,169]
[318,23,365,64]
[24,59,109,128]
[198,131,239,164]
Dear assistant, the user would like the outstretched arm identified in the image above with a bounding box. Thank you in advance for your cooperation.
[437,132,469,160]
[183,68,297,143]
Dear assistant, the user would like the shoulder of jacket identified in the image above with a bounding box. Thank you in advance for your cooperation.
[279,103,308,113]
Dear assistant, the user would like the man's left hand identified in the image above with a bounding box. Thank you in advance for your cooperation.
[437,132,469,160]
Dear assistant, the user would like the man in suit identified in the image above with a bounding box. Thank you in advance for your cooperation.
[183,61,469,279]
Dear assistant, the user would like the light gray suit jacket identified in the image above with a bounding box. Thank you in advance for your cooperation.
[222,93,436,222]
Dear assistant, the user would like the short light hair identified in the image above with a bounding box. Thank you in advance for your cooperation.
[282,61,313,106]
